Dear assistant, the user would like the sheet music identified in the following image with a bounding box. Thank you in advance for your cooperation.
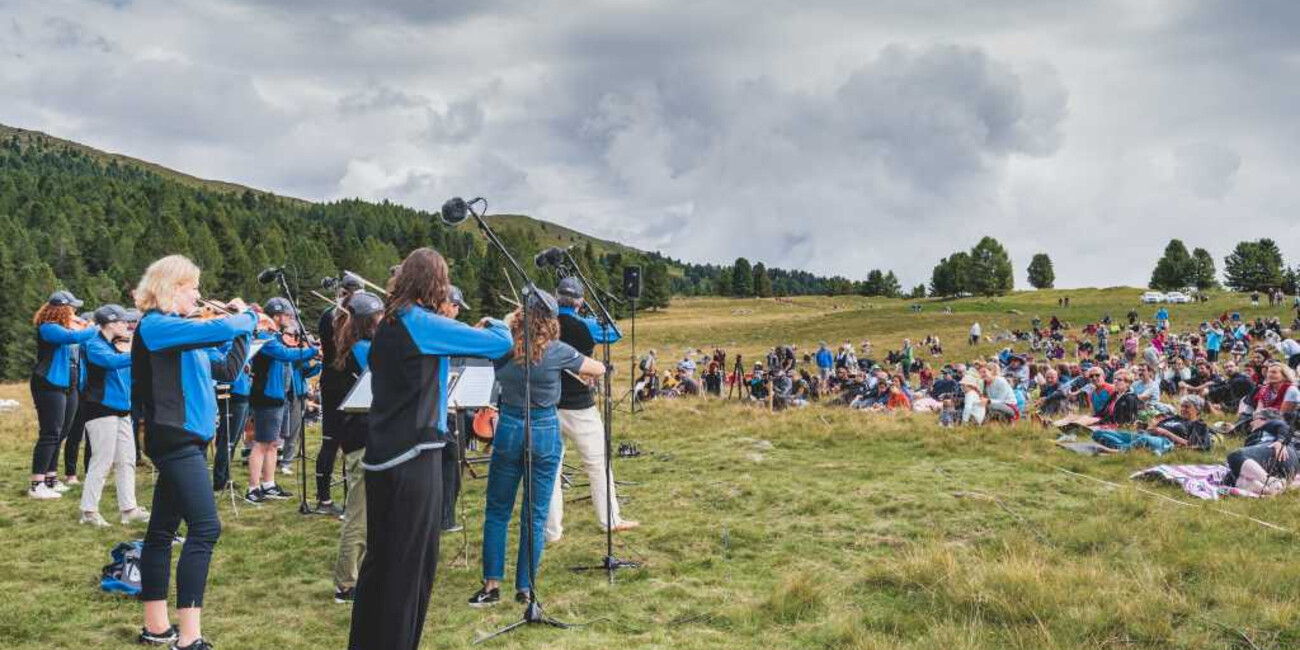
[449,366,497,409]
[249,338,268,358]
[340,371,372,413]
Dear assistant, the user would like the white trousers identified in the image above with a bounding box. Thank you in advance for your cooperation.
[545,406,622,542]
[80,415,138,514]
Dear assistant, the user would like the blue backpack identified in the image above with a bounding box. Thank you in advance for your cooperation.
[101,541,143,596]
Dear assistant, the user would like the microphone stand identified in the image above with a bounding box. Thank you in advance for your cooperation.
[455,199,571,643]
[271,270,315,516]
[560,252,640,583]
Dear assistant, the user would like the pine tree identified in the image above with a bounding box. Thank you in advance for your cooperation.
[731,257,753,297]
[1149,239,1194,290]
[1190,247,1218,290]
[752,262,773,298]
[716,267,733,297]
[1027,253,1055,289]
[641,261,671,310]
[1224,239,1285,292]
[882,271,902,298]
[969,237,1014,296]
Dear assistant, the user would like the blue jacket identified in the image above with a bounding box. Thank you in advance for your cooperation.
[557,306,622,343]
[250,334,318,406]
[364,307,512,471]
[83,333,132,413]
[815,347,833,369]
[33,323,97,389]
[134,310,257,458]
[292,357,322,398]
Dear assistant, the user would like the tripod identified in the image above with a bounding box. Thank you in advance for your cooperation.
[726,355,744,400]
[556,251,639,583]
[442,198,571,643]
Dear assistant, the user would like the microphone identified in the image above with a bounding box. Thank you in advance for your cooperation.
[440,196,482,226]
[258,267,284,285]
[533,246,574,268]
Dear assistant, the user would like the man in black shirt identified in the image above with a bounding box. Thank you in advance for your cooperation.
[545,277,639,543]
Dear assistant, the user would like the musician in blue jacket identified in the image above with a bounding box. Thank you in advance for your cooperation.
[28,290,96,500]
[348,248,512,650]
[78,304,151,527]
[246,297,317,504]
[132,255,256,650]
[279,337,322,476]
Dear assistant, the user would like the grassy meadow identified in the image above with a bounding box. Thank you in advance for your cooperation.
[2,288,1299,649]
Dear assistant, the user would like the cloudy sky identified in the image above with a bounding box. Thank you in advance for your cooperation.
[2,0,1296,288]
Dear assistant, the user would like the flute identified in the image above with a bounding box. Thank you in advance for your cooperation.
[342,270,390,296]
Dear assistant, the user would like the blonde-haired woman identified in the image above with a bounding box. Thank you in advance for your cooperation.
[132,255,257,650]
[29,290,96,499]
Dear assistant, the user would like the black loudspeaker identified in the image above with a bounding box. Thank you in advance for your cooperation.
[623,266,643,300]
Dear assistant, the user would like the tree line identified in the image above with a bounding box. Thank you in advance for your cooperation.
[0,135,670,380]
[1147,238,1298,294]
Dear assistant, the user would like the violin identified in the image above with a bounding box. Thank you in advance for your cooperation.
[112,335,133,354]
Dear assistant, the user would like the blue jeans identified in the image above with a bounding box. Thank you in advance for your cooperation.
[140,444,222,607]
[481,406,562,592]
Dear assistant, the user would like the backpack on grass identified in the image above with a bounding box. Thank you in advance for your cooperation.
[101,541,143,596]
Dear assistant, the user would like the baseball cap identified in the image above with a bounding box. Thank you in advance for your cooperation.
[524,287,558,317]
[124,308,142,323]
[340,272,365,292]
[93,304,129,325]
[557,277,584,300]
[264,297,293,316]
[448,285,471,310]
[48,290,83,308]
[347,291,384,319]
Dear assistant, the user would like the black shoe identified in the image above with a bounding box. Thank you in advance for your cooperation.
[515,590,531,604]
[262,484,290,500]
[468,586,500,608]
[244,488,265,504]
[138,624,178,645]
[171,638,212,650]
[316,501,344,517]
[334,587,354,604]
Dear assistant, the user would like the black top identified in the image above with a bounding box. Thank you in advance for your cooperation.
[318,307,347,412]
[557,312,596,411]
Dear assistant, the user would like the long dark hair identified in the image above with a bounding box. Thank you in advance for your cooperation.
[508,301,559,366]
[384,248,450,325]
[333,299,382,371]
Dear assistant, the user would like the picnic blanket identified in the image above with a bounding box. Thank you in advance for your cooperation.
[1092,430,1175,456]
[1130,464,1262,500]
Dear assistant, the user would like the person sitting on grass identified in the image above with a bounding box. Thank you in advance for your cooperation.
[1146,395,1214,450]
[1095,369,1141,428]
[1224,409,1296,495]
[980,364,1018,422]
[960,375,986,425]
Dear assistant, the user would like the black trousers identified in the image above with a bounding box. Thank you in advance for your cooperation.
[49,381,80,475]
[440,430,461,530]
[316,409,343,503]
[63,398,91,477]
[31,381,75,475]
[349,448,444,650]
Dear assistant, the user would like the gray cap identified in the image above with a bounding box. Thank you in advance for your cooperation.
[347,291,384,319]
[93,304,129,325]
[79,311,94,322]
[524,287,558,317]
[557,277,584,300]
[448,285,471,310]
[124,308,142,323]
[264,297,293,316]
[340,272,364,292]
[48,290,83,308]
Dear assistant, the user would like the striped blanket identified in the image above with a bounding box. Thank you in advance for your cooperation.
[1130,464,1258,500]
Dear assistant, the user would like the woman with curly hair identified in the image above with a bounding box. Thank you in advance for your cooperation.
[29,290,96,500]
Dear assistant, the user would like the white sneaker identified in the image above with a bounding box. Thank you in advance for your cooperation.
[28,483,62,500]
[50,480,70,494]
[80,512,110,527]
[121,508,151,525]
[278,466,293,476]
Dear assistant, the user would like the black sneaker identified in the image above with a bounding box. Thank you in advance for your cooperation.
[244,488,265,504]
[515,590,531,604]
[316,501,344,517]
[262,484,290,500]
[468,586,500,608]
[334,587,354,604]
[138,624,178,645]
[171,638,212,650]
